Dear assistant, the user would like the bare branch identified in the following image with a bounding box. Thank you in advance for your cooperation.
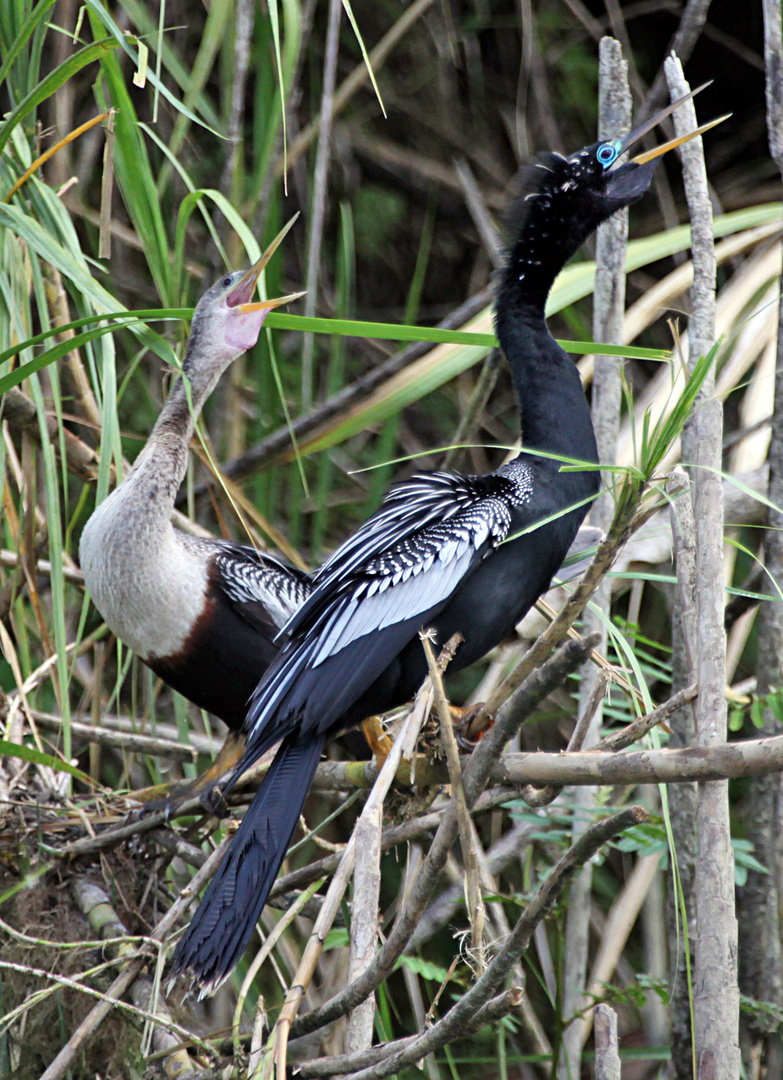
[594,1004,621,1080]
[496,735,783,786]
[300,807,647,1080]
[291,635,596,1039]
[665,55,739,1075]
[422,631,486,969]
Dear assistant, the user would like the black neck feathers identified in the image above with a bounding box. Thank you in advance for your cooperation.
[493,144,639,465]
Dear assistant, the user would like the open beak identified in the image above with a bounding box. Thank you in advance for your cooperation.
[239,289,307,314]
[610,82,729,166]
[629,113,730,164]
[225,213,300,309]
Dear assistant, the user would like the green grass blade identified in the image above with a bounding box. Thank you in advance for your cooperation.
[0,739,92,783]
[341,0,386,117]
[0,0,57,91]
[0,37,118,156]
[82,0,222,135]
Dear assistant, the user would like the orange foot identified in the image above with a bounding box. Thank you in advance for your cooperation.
[361,716,394,769]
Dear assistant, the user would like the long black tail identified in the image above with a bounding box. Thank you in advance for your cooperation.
[172,732,324,993]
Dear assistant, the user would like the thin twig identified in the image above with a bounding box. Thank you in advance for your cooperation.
[296,989,523,1079]
[303,807,647,1080]
[594,684,697,752]
[39,836,231,1080]
[453,158,503,268]
[421,630,485,971]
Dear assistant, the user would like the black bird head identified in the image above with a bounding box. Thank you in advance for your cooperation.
[183,215,304,383]
[499,85,726,315]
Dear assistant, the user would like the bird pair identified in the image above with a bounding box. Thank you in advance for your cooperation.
[79,88,721,993]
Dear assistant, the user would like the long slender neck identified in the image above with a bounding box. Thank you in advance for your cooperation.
[495,178,601,466]
[122,359,222,521]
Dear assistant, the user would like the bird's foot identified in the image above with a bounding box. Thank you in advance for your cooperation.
[361,715,394,769]
[130,730,246,820]
[199,781,229,818]
[451,703,493,750]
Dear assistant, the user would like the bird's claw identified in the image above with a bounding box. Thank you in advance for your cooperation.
[201,783,229,818]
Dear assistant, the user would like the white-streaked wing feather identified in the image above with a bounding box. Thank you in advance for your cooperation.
[279,470,530,665]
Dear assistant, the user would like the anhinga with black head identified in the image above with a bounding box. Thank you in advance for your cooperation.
[173,93,721,991]
[79,222,309,802]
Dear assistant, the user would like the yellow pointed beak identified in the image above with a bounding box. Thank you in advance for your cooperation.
[630,113,731,165]
[226,213,300,309]
[239,289,307,314]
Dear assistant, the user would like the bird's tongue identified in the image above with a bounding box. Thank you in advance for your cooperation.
[225,309,267,351]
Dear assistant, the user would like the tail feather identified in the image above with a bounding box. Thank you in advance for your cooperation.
[172,732,324,993]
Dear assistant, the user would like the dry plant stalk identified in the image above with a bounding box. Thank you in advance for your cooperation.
[665,55,740,1076]
[737,2,783,1068]
[421,630,486,972]
[269,670,437,1080]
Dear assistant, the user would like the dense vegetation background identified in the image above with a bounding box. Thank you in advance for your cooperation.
[1,0,781,1077]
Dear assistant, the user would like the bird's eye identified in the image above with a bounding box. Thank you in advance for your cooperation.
[596,142,620,168]
[222,276,233,288]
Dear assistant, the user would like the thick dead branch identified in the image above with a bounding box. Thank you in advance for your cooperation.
[561,42,630,1075]
[344,803,382,1055]
[666,55,739,1076]
[738,3,783,1068]
[496,735,783,786]
[594,1004,621,1080]
[0,387,101,483]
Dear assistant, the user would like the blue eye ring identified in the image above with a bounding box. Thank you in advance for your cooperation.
[596,141,620,168]
[222,276,233,288]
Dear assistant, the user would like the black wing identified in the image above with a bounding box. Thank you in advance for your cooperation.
[235,469,529,767]
[210,540,311,637]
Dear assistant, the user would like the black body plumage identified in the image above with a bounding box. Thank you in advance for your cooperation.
[149,542,311,730]
[173,125,670,992]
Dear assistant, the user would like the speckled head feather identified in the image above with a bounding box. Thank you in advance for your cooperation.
[497,140,658,318]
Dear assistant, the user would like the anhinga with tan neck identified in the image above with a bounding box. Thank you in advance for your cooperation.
[79,222,308,801]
